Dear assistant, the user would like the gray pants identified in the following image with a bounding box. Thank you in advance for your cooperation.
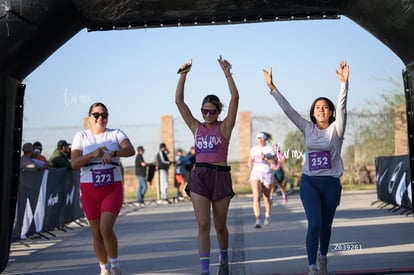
[159,169,168,200]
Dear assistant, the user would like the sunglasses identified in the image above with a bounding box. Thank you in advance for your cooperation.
[201,108,218,115]
[90,112,108,119]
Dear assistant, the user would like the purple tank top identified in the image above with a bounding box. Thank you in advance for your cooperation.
[194,122,229,163]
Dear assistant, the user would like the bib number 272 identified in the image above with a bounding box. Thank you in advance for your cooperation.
[92,168,115,188]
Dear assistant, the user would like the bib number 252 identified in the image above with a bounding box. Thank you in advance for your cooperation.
[308,151,332,171]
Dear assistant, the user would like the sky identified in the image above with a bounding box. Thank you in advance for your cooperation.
[21,16,405,166]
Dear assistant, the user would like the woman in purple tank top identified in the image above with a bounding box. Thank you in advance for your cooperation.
[175,55,239,275]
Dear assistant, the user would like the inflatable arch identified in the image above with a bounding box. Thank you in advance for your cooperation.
[1,0,414,271]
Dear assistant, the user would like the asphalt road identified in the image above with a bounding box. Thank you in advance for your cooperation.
[3,191,414,275]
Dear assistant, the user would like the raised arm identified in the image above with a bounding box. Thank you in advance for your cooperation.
[263,66,277,92]
[219,55,239,139]
[335,60,350,138]
[336,60,349,83]
[175,58,199,134]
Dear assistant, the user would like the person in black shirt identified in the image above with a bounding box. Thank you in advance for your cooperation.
[135,146,147,205]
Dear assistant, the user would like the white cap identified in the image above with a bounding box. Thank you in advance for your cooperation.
[256,132,266,139]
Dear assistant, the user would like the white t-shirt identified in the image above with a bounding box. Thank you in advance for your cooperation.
[71,128,128,183]
[250,145,275,173]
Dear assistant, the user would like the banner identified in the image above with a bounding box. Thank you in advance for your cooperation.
[375,155,413,210]
[12,169,84,241]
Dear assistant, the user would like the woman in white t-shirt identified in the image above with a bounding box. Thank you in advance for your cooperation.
[71,102,135,275]
[248,131,276,229]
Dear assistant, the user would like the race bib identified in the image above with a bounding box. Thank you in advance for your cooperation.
[254,155,265,163]
[308,151,332,171]
[92,168,115,188]
[195,135,220,154]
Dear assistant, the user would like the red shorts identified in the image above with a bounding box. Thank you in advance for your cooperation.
[80,181,123,220]
[175,174,185,185]
[185,163,234,201]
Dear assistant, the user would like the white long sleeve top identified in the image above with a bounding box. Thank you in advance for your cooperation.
[269,82,348,178]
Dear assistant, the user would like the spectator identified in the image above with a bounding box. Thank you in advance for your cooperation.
[20,142,48,169]
[135,146,147,205]
[156,143,171,204]
[184,146,196,182]
[174,148,188,200]
[33,141,48,164]
[49,140,72,168]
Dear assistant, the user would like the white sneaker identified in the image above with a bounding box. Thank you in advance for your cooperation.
[110,266,122,275]
[318,254,328,275]
[308,267,318,275]
[100,269,110,275]
[264,216,270,226]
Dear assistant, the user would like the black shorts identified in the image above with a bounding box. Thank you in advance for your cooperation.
[185,163,235,201]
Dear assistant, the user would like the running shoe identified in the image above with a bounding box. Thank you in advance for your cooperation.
[308,267,318,275]
[282,195,288,204]
[217,262,229,275]
[254,222,261,229]
[100,269,110,275]
[110,266,122,275]
[264,216,270,226]
[318,255,328,275]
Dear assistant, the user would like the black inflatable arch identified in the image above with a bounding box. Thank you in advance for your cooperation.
[1,0,414,271]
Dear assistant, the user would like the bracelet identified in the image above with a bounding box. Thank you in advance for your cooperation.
[225,73,232,78]
[113,150,117,157]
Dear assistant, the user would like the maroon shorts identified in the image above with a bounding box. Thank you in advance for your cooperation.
[185,163,234,201]
[80,181,123,220]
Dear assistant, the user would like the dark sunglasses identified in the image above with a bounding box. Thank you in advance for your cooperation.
[90,112,108,119]
[201,108,218,115]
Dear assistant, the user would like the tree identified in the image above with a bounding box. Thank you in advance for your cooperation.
[345,78,404,166]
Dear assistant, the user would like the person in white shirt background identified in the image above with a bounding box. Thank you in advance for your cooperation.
[248,131,276,229]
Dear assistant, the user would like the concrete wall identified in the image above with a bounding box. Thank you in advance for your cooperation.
[237,111,251,186]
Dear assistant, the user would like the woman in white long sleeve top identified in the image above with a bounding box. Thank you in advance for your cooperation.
[263,61,350,275]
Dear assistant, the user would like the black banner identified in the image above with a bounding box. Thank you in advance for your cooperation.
[12,169,84,241]
[375,155,412,210]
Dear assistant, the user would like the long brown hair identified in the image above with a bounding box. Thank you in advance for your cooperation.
[309,97,335,124]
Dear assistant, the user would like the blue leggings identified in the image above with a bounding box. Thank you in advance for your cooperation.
[300,174,342,266]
